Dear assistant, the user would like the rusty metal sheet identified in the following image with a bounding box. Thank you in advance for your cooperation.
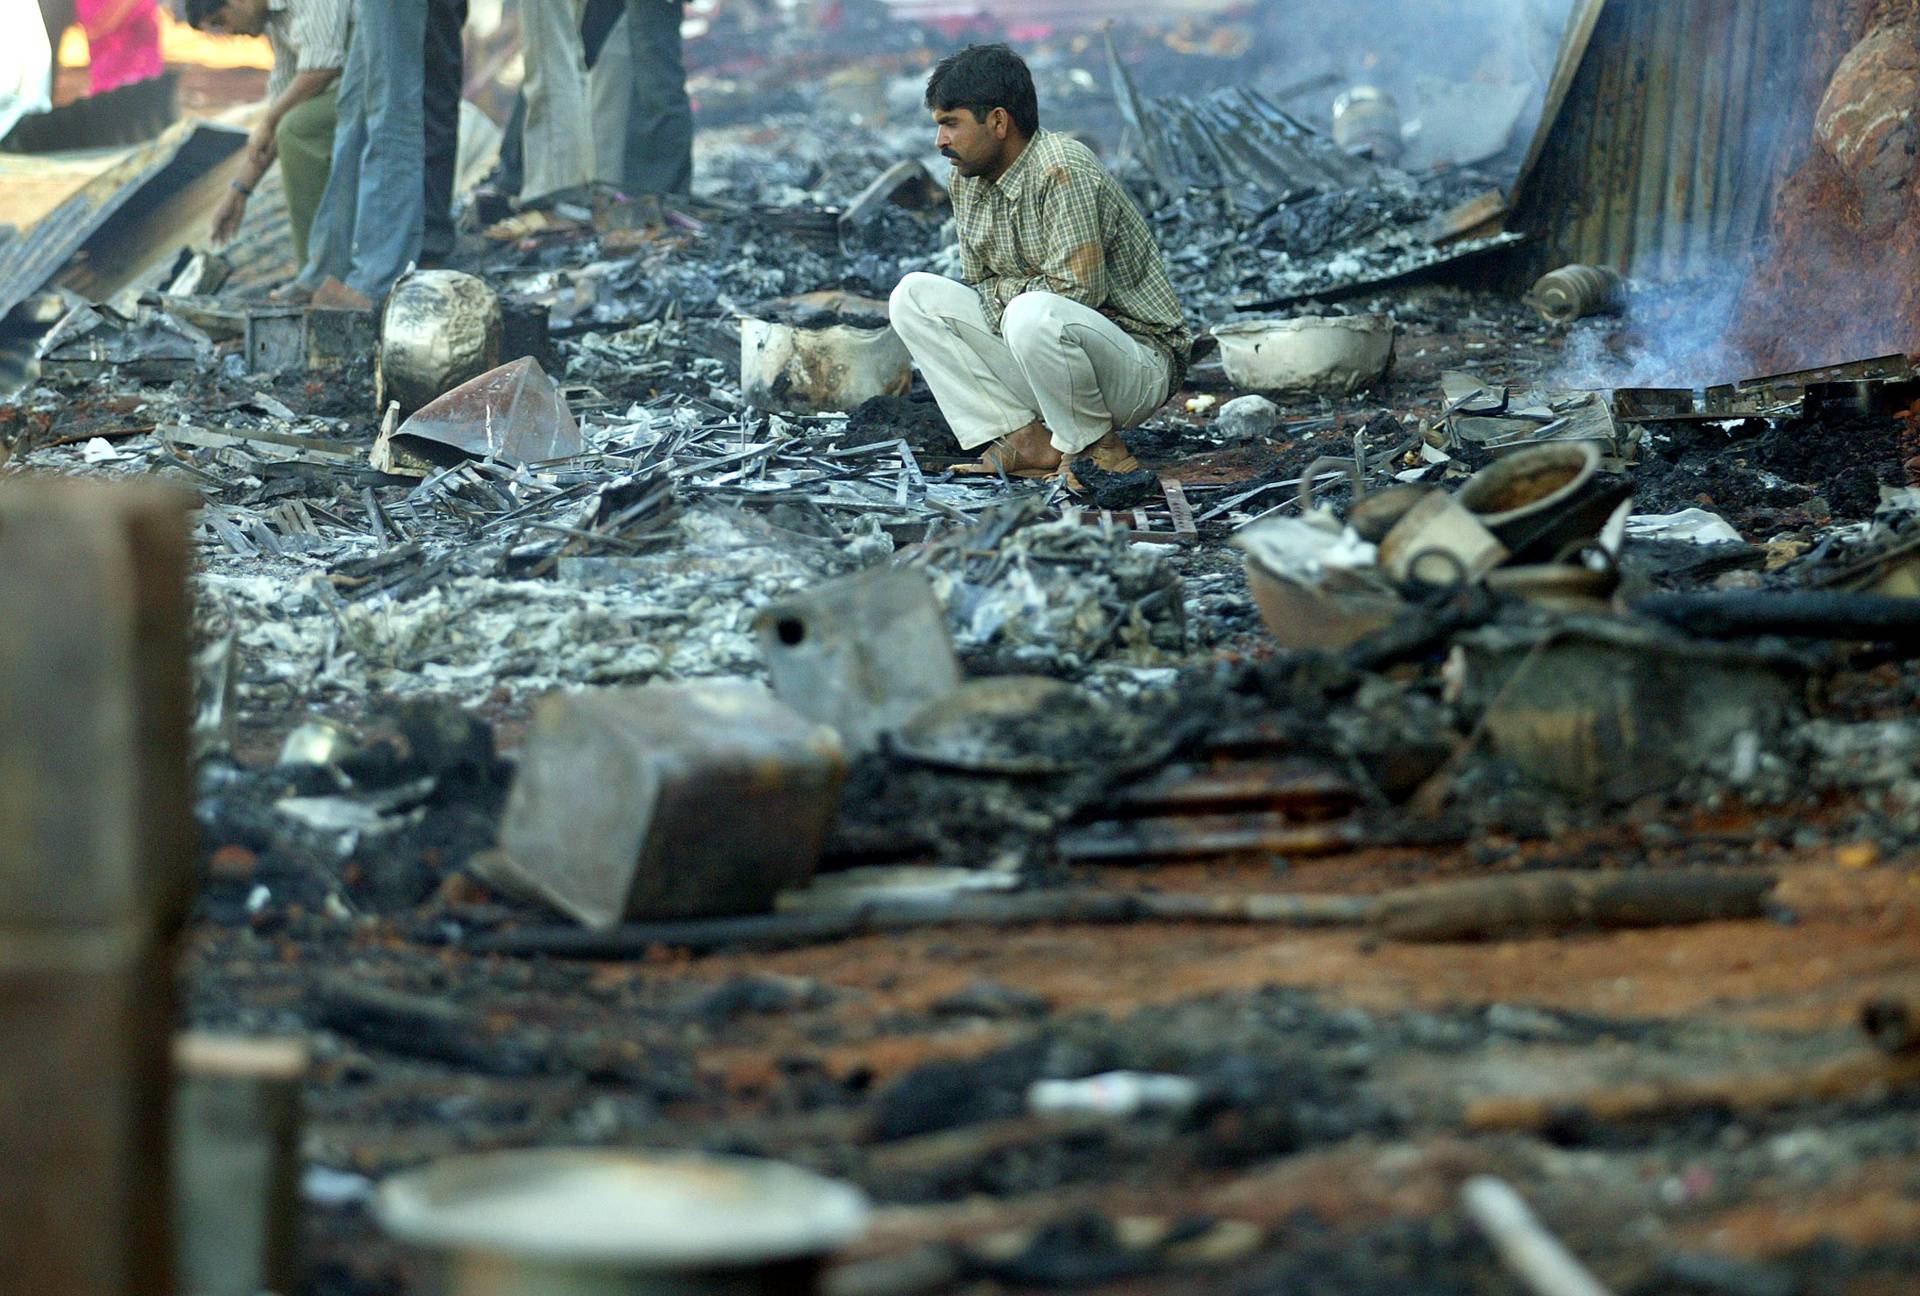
[1512,0,1831,279]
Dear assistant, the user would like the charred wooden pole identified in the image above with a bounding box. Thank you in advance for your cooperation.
[1375,870,1776,943]
[0,482,195,1295]
[1466,1051,1920,1134]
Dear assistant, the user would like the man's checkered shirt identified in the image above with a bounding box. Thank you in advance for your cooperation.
[949,128,1193,383]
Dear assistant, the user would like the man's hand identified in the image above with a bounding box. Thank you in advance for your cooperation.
[211,190,248,246]
[246,118,278,170]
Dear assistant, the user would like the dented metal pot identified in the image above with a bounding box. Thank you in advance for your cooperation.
[377,270,503,417]
[1456,442,1598,528]
[739,290,911,414]
[1210,315,1395,396]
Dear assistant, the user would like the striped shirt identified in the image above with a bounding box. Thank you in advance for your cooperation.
[263,0,351,101]
[951,128,1192,382]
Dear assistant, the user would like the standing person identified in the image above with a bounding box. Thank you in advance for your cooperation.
[187,0,348,270]
[589,0,693,206]
[480,0,618,210]
[420,0,469,266]
[516,0,594,206]
[74,0,163,95]
[294,0,429,308]
[887,44,1190,491]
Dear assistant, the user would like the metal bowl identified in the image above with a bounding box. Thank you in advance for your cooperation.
[1209,315,1395,396]
[378,1149,869,1295]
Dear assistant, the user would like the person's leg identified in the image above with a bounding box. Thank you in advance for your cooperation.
[620,0,693,196]
[888,273,1045,451]
[275,83,340,269]
[1001,292,1172,454]
[341,0,428,299]
[586,9,632,188]
[491,92,527,198]
[296,7,371,291]
[518,0,594,205]
[580,0,624,59]
[419,0,467,264]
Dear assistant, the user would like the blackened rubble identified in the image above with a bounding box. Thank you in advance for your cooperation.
[9,7,1920,1296]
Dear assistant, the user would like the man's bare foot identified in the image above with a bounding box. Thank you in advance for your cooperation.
[267,281,314,305]
[1057,428,1142,493]
[310,277,372,310]
[953,420,1063,477]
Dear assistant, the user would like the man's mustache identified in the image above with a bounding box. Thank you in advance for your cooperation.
[941,149,961,160]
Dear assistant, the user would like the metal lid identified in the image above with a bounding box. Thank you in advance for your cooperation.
[377,1150,870,1269]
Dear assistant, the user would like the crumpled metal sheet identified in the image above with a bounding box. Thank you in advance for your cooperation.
[390,356,583,467]
[36,299,214,378]
[1107,29,1384,204]
[0,120,246,327]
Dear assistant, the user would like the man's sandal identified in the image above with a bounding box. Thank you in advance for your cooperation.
[953,423,1062,478]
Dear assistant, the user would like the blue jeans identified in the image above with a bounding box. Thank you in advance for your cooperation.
[299,0,427,298]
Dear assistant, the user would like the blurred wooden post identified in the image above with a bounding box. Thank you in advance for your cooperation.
[0,481,195,1295]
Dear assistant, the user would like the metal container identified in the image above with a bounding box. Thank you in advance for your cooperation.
[377,1150,870,1296]
[1455,620,1805,801]
[738,291,911,415]
[1243,555,1403,652]
[242,305,376,375]
[755,567,960,754]
[1331,85,1404,162]
[1524,264,1624,325]
[489,681,846,929]
[1210,315,1395,396]
[1454,442,1600,536]
[377,269,502,417]
[1377,490,1509,586]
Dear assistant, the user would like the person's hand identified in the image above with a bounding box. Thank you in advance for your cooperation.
[211,190,248,245]
[246,118,278,169]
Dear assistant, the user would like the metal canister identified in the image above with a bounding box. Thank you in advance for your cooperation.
[490,681,847,928]
[1525,265,1625,325]
[376,269,502,416]
[1332,86,1404,162]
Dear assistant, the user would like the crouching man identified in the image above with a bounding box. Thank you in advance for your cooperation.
[890,44,1191,490]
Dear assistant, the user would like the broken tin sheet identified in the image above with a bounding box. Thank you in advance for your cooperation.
[384,356,584,469]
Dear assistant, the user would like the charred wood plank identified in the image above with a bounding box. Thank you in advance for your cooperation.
[311,976,547,1077]
[1466,1051,1920,1134]
[466,889,1375,959]
[1375,870,1776,943]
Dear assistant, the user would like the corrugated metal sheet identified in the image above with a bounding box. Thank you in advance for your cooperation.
[1512,0,1839,279]
[0,120,245,326]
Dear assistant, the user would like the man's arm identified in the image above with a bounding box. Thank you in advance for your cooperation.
[212,67,339,245]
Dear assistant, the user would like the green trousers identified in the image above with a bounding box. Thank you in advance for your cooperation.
[275,83,340,270]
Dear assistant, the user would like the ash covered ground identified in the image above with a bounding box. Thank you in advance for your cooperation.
[6,28,1920,1296]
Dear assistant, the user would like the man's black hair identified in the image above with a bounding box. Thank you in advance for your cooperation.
[183,0,225,27]
[924,44,1039,139]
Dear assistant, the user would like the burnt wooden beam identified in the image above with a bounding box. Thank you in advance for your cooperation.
[0,481,195,1295]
